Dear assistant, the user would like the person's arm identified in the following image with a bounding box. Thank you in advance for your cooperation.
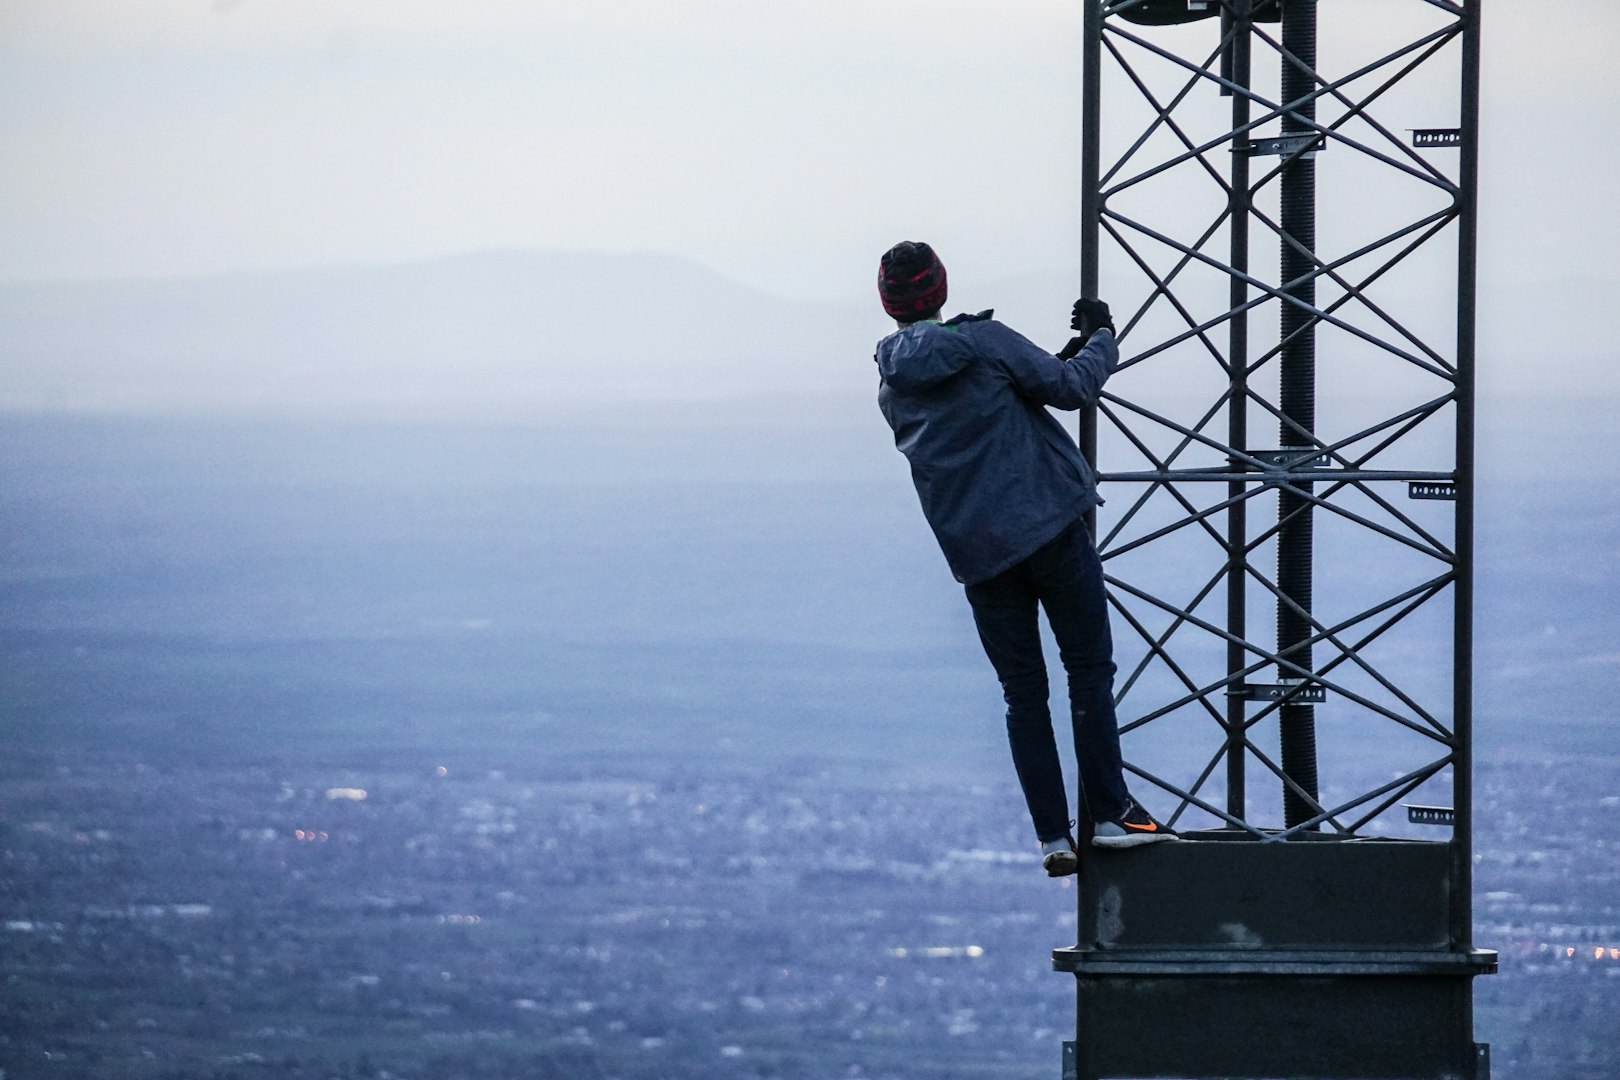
[977,320,1118,411]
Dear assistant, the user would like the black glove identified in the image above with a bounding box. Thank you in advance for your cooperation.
[1070,297,1115,338]
[1057,335,1087,361]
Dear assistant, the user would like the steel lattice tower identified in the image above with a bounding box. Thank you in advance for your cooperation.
[1056,3,1495,1077]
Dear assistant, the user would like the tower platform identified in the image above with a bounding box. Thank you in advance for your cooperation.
[1055,833,1496,1080]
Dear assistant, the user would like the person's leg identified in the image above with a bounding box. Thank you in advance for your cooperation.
[1027,522,1132,824]
[964,563,1073,843]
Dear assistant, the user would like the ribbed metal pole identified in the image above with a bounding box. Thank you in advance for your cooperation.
[1225,2,1253,826]
[1276,0,1320,829]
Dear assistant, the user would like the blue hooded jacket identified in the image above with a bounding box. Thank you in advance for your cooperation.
[875,311,1117,585]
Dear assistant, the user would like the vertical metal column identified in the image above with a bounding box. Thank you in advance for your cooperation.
[1073,18,1104,1075]
[1451,0,1483,954]
[1275,0,1321,828]
[1079,0,1104,540]
[1224,1,1253,826]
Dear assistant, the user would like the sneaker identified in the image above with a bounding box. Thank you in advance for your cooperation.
[1092,799,1177,849]
[1040,836,1079,877]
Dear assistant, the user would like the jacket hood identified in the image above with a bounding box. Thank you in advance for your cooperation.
[874,311,990,393]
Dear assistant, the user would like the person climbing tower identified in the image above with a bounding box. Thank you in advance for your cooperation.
[872,240,1177,877]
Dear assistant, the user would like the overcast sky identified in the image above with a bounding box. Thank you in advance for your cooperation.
[2,0,1617,393]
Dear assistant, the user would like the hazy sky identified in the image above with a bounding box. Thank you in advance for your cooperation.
[0,0,1093,296]
[2,0,1617,391]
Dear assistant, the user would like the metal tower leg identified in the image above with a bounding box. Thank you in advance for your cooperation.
[1276,0,1320,828]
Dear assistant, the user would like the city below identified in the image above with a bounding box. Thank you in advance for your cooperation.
[3,749,1615,1079]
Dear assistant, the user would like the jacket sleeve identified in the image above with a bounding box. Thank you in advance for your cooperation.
[976,321,1117,411]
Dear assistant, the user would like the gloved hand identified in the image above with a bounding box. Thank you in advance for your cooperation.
[1070,297,1115,338]
[1057,335,1088,361]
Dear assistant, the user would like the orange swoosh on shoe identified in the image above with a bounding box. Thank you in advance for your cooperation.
[1122,820,1161,832]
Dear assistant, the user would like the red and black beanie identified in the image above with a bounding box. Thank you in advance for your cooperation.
[878,241,948,321]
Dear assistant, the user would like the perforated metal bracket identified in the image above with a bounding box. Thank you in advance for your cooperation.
[1239,133,1325,158]
[1247,449,1331,468]
[1239,682,1327,703]
[1412,128,1462,147]
[1409,481,1457,500]
[1407,804,1455,826]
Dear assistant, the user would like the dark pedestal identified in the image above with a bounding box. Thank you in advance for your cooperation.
[1055,833,1495,1080]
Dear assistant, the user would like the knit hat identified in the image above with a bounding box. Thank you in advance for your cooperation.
[878,241,948,321]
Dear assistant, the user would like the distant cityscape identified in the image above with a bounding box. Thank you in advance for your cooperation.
[3,750,1615,1080]
[2,411,1616,1078]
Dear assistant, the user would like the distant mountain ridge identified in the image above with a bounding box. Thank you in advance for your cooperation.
[0,250,880,418]
[5,249,1597,423]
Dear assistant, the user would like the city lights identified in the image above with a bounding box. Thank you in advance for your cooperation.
[1555,944,1618,962]
[886,946,985,960]
[9,755,1611,1078]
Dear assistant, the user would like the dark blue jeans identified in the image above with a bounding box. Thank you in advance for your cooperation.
[964,520,1131,842]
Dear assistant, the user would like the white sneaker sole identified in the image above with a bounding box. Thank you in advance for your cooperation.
[1092,830,1177,849]
[1043,852,1079,876]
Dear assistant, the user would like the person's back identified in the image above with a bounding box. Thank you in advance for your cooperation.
[875,311,1110,586]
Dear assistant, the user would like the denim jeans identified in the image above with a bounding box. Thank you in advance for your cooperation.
[964,520,1131,842]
